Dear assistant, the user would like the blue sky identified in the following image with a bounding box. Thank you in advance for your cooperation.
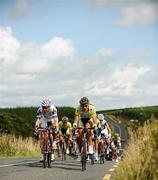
[0,0,158,110]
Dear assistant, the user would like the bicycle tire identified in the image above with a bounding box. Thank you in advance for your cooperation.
[73,141,78,159]
[81,155,86,171]
[47,153,51,168]
[100,154,104,164]
[90,154,94,165]
[43,153,46,168]
[61,141,66,161]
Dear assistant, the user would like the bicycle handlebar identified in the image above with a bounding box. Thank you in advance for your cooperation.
[37,127,56,132]
[75,127,94,130]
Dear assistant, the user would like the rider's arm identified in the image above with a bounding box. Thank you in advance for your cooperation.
[73,115,79,127]
[35,118,40,128]
[106,123,112,135]
[90,105,97,125]
[73,107,80,127]
[35,108,42,128]
[53,116,59,129]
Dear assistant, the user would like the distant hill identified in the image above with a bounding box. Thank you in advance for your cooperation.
[0,106,75,137]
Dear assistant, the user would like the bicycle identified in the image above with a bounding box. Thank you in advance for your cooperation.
[98,135,107,164]
[71,129,78,159]
[60,134,67,161]
[77,127,94,171]
[38,122,54,168]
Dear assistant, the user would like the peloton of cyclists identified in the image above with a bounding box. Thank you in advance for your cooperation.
[73,97,98,161]
[35,99,59,161]
[34,97,122,163]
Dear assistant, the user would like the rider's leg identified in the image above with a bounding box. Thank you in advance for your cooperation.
[94,138,99,160]
[86,122,94,154]
[76,129,82,161]
[66,135,70,154]
[39,132,46,161]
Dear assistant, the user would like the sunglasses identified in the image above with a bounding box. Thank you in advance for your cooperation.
[82,104,88,108]
[42,106,49,109]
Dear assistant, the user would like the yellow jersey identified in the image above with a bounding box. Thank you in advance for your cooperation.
[75,104,96,119]
[58,121,72,129]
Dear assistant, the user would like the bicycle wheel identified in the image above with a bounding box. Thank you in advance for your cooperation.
[100,154,104,164]
[73,141,78,159]
[61,141,66,161]
[90,154,94,165]
[47,153,51,168]
[43,153,46,168]
[81,155,86,171]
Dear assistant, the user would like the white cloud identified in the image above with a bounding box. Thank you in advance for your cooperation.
[42,37,75,59]
[0,26,157,109]
[0,27,21,65]
[116,3,158,26]
[87,0,158,26]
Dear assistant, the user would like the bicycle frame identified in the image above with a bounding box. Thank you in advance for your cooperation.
[38,125,54,168]
[99,137,105,164]
[61,134,67,161]
[77,127,94,171]
[72,129,78,159]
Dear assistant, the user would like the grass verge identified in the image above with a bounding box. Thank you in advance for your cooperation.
[112,118,158,180]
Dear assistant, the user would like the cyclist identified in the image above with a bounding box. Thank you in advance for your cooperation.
[58,116,72,154]
[109,133,121,162]
[73,97,97,161]
[35,98,59,161]
[97,113,111,140]
[96,114,112,160]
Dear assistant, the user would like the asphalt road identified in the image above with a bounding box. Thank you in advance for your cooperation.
[0,157,116,180]
[106,117,128,149]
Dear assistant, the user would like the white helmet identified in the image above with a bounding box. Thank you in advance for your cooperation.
[97,113,104,121]
[41,99,51,107]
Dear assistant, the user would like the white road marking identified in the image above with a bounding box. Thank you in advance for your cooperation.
[0,161,39,168]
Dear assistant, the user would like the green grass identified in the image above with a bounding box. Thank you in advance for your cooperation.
[0,134,40,158]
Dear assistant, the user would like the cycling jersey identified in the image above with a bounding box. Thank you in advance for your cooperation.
[36,105,58,128]
[96,119,110,138]
[58,121,72,135]
[75,104,96,120]
[75,104,96,127]
[58,121,72,129]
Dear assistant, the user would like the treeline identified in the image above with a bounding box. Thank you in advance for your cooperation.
[0,106,75,137]
[1,105,158,137]
[99,105,158,125]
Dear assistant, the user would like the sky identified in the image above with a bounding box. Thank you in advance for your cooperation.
[0,0,158,110]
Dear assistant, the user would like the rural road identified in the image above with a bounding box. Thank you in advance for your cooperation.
[0,118,127,180]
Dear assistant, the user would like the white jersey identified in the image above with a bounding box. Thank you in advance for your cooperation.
[100,119,107,128]
[36,105,58,128]
[99,119,110,138]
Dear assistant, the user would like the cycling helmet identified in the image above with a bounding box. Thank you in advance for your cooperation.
[79,97,89,106]
[41,99,51,107]
[97,113,104,121]
[62,116,69,122]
